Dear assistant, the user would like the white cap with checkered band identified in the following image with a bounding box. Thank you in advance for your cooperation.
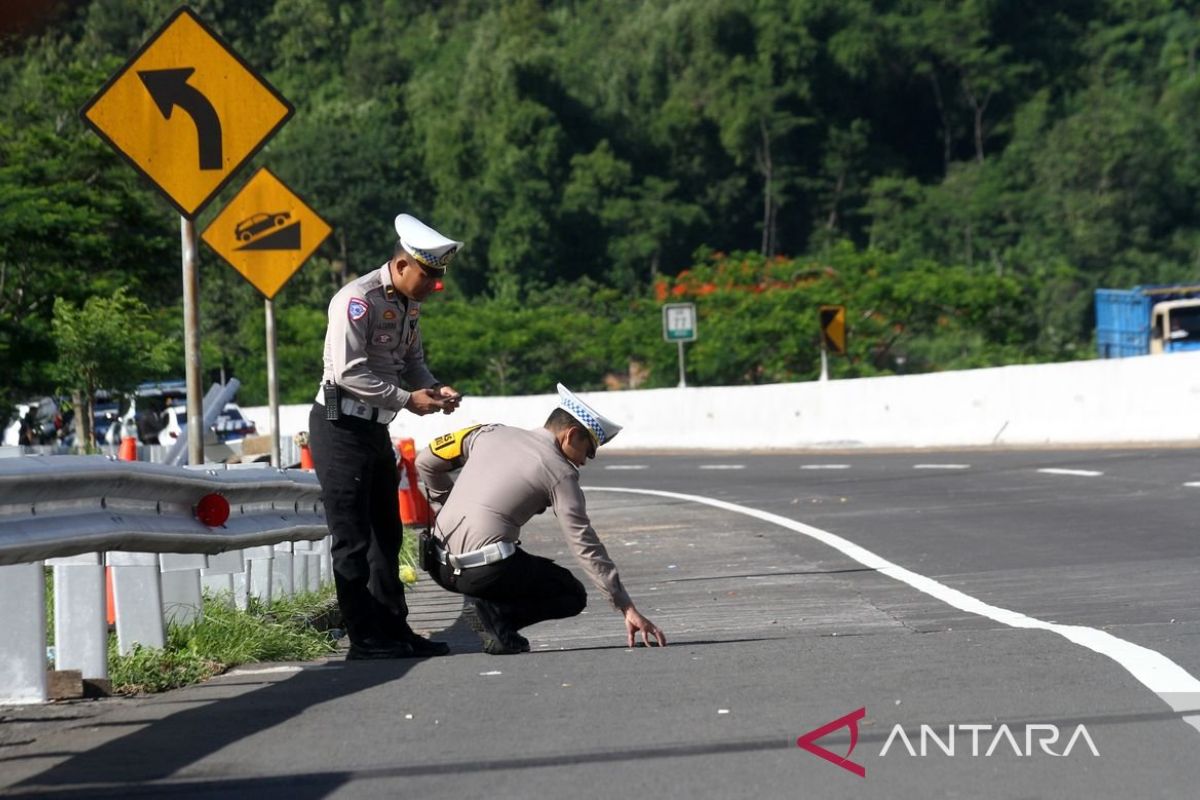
[556,383,622,446]
[394,213,463,273]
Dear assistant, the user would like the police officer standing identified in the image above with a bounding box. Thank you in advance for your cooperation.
[309,213,463,660]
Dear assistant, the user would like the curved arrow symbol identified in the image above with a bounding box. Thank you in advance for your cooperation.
[137,67,223,170]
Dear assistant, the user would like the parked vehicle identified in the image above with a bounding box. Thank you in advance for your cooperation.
[60,398,128,448]
[121,380,188,444]
[2,397,63,446]
[213,404,257,441]
[157,403,255,446]
[1095,285,1200,358]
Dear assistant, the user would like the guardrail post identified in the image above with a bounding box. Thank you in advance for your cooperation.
[272,542,295,600]
[245,545,273,605]
[48,553,108,680]
[319,536,333,587]
[301,541,321,593]
[109,552,165,655]
[201,549,244,608]
[0,562,47,704]
[160,554,206,626]
[292,540,311,595]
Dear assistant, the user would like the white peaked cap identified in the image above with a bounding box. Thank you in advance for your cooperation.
[557,383,622,446]
[394,213,463,270]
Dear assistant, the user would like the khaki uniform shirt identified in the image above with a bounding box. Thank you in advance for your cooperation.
[314,263,437,411]
[416,424,633,611]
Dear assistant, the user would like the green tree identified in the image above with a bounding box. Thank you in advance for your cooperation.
[50,289,174,452]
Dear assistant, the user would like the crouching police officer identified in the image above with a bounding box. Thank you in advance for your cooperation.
[310,213,464,660]
[415,384,667,654]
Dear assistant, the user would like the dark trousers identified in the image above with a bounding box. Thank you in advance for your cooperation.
[308,404,410,644]
[431,549,587,632]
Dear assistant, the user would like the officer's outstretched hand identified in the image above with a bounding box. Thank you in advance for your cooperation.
[405,389,451,416]
[435,384,463,415]
[624,605,667,648]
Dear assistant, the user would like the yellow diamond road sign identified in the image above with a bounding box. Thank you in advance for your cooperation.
[202,168,332,299]
[80,7,293,218]
[819,304,847,355]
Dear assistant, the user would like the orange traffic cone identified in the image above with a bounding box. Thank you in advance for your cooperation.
[296,432,314,470]
[105,566,115,627]
[396,437,431,526]
[118,434,137,462]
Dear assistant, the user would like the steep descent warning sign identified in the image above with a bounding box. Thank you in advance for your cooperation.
[80,6,292,218]
[201,168,332,299]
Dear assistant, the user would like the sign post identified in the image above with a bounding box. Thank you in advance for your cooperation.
[180,219,203,465]
[202,168,332,466]
[662,303,698,388]
[80,7,293,464]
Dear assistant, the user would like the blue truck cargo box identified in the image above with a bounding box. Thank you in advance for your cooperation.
[1095,289,1151,357]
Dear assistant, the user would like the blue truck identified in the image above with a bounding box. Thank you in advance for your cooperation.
[1095,285,1200,357]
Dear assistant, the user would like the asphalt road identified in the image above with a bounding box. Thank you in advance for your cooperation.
[3,447,1200,799]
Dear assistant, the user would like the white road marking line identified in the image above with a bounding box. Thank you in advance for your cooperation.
[699,464,745,470]
[913,464,971,470]
[1038,468,1104,477]
[604,465,648,470]
[1185,482,1200,488]
[227,665,303,676]
[589,485,1200,735]
[800,464,851,470]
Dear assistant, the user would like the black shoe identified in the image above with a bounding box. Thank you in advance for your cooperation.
[466,600,529,655]
[346,636,414,660]
[398,631,451,657]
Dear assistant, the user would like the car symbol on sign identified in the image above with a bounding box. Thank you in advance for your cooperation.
[235,211,291,241]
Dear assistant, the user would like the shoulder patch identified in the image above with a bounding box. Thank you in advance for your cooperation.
[347,298,369,321]
[429,424,484,465]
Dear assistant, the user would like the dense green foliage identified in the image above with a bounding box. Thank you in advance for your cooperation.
[3,0,1198,409]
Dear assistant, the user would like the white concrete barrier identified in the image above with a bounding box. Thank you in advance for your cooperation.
[246,353,1200,451]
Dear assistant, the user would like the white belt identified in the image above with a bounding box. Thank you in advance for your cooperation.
[440,541,517,569]
[339,398,397,424]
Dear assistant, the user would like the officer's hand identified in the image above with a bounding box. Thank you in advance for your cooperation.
[436,385,463,415]
[405,389,449,416]
[624,606,667,648]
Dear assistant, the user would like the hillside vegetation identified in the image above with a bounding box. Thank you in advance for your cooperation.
[2,0,1197,407]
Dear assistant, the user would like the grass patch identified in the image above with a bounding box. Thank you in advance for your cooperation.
[108,588,338,695]
[43,533,424,694]
[400,532,419,572]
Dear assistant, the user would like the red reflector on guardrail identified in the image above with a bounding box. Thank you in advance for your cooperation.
[195,493,230,527]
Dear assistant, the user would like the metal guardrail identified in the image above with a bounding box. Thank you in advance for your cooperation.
[0,455,324,565]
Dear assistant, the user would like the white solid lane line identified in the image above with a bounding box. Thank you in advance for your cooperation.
[800,464,851,470]
[604,465,648,470]
[1038,468,1104,477]
[226,665,304,676]
[589,486,1200,735]
[1185,482,1200,488]
[698,464,745,470]
[913,464,971,470]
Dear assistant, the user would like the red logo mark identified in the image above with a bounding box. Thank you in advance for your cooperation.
[797,707,867,778]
